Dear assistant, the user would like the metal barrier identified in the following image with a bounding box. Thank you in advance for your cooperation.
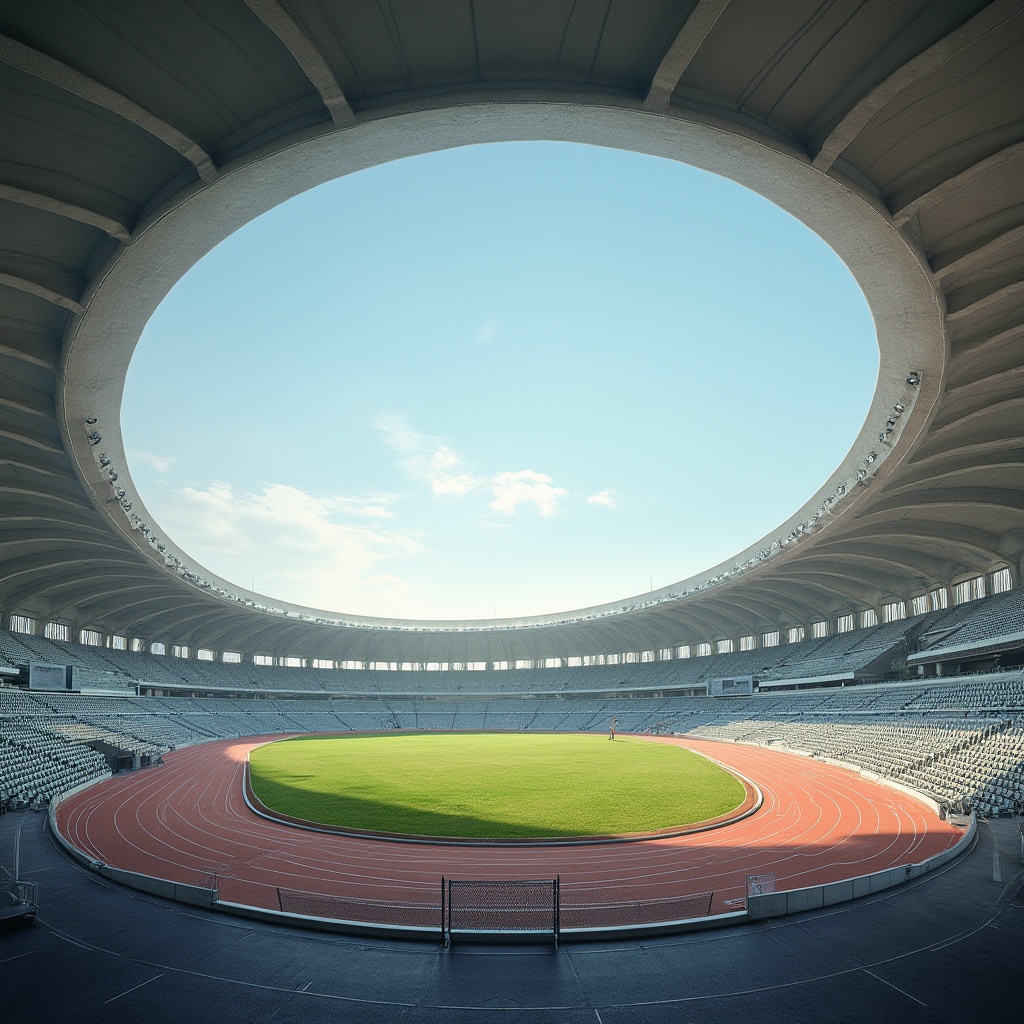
[277,886,438,928]
[559,890,714,930]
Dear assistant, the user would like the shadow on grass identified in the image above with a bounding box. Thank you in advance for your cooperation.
[252,780,639,840]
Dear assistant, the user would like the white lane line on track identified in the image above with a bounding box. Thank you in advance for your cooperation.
[103,973,164,1004]
[0,951,34,965]
[862,969,928,1007]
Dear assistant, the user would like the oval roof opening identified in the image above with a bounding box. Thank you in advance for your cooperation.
[123,141,877,621]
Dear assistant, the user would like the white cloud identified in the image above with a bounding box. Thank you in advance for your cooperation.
[327,493,398,519]
[372,413,428,457]
[375,413,570,518]
[476,320,496,342]
[586,489,617,509]
[427,447,476,497]
[128,449,177,474]
[489,470,566,517]
[373,413,480,498]
[155,481,423,611]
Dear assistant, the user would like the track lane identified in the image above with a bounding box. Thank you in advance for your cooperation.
[56,735,962,919]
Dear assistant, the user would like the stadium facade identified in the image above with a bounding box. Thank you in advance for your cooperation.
[1,0,1023,671]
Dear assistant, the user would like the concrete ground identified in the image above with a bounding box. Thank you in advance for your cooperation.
[1,811,1020,1023]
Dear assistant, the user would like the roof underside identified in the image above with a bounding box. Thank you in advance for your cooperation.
[1,0,1023,662]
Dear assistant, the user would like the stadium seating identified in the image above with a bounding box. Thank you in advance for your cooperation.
[0,608,948,696]
[2,674,1022,817]
[3,589,1023,817]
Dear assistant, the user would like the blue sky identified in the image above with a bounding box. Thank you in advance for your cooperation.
[122,142,877,621]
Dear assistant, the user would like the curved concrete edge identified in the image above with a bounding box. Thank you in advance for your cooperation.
[43,772,112,867]
[747,812,977,921]
[47,777,218,910]
[59,99,946,650]
[213,900,441,941]
[242,735,764,846]
[559,910,748,942]
[214,900,748,943]
[46,777,107,871]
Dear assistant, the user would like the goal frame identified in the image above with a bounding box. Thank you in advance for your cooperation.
[441,876,560,947]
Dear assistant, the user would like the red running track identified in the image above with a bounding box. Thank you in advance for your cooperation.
[56,735,961,924]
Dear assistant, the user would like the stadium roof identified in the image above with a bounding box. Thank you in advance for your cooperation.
[1,0,1023,664]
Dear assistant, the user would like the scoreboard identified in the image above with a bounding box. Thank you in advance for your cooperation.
[707,676,754,697]
[27,661,69,690]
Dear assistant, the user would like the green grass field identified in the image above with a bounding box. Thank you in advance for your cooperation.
[248,733,746,839]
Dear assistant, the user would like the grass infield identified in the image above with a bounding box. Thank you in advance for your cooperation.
[248,733,746,839]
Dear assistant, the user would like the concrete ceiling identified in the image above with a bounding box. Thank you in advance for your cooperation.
[1,0,1023,664]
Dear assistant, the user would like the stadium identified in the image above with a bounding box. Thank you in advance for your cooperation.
[1,1,1023,1020]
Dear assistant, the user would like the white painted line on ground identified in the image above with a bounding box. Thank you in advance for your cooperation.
[0,951,34,965]
[863,969,927,1007]
[103,973,164,1005]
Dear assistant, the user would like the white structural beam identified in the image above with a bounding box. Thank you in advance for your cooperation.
[0,428,65,455]
[0,35,218,183]
[949,322,1024,371]
[0,183,131,241]
[642,0,732,111]
[813,0,1022,172]
[0,343,55,370]
[241,0,356,126]
[0,271,83,315]
[892,139,1024,227]
[932,222,1024,280]
[946,279,1024,323]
